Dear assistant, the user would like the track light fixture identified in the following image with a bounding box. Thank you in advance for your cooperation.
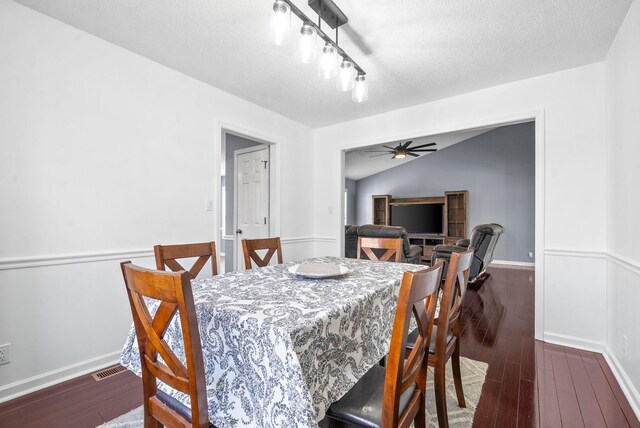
[271,0,290,46]
[298,23,317,64]
[352,74,368,102]
[271,0,368,102]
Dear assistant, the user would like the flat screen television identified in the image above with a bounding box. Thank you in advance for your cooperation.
[390,203,444,234]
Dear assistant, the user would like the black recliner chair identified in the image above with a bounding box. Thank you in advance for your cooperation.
[431,223,504,282]
[345,224,423,264]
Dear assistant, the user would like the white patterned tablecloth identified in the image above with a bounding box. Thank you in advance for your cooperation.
[120,256,425,428]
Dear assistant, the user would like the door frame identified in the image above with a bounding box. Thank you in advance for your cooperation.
[336,110,545,339]
[215,121,281,273]
[233,145,270,271]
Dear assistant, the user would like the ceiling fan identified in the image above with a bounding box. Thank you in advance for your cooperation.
[366,141,437,159]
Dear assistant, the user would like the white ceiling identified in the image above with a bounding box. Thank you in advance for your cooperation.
[13,0,632,128]
[345,128,491,181]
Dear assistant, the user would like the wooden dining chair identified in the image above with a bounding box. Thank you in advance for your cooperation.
[241,237,283,269]
[357,236,403,262]
[323,261,444,428]
[405,249,474,428]
[120,262,213,428]
[154,241,218,278]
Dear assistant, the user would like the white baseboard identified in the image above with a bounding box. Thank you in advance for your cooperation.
[0,350,121,403]
[603,346,640,421]
[543,332,605,353]
[490,260,535,269]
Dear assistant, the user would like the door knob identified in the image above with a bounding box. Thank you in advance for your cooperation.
[236,229,243,234]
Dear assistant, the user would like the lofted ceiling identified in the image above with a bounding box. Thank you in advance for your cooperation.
[13,0,632,128]
[345,128,491,181]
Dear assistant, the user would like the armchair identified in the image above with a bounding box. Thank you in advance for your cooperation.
[345,224,423,264]
[431,223,504,282]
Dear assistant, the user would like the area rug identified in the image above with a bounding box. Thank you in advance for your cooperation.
[98,357,487,428]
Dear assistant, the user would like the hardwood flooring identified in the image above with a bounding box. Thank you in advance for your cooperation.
[0,266,637,427]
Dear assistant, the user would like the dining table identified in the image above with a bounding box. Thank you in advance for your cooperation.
[120,256,426,428]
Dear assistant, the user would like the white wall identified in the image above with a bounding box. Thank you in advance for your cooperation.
[605,0,640,415]
[312,63,608,349]
[0,0,314,400]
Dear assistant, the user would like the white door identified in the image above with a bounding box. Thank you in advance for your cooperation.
[235,146,269,270]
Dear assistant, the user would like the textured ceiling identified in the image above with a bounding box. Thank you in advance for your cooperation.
[345,128,490,180]
[13,0,632,128]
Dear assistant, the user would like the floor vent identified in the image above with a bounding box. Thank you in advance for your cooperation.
[91,364,127,381]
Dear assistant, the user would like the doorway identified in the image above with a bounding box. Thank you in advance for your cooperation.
[234,146,270,271]
[220,132,272,273]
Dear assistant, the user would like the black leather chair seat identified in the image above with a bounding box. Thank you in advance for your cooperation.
[405,325,453,354]
[157,390,216,427]
[431,223,504,282]
[325,365,416,428]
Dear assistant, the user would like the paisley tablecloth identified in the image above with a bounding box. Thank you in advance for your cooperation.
[120,256,425,427]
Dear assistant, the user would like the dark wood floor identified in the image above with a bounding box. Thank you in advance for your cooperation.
[0,267,637,427]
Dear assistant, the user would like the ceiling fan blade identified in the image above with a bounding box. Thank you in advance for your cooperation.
[369,153,391,157]
[410,142,437,149]
[411,149,438,152]
[407,152,420,157]
[402,141,413,149]
[382,145,396,150]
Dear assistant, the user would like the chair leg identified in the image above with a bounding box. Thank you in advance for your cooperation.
[452,341,466,408]
[434,360,449,428]
[414,390,426,428]
[143,415,157,428]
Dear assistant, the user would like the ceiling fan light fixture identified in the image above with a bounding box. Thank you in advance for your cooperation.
[394,149,407,159]
[272,0,290,46]
[352,73,368,102]
[337,59,356,91]
[298,22,317,64]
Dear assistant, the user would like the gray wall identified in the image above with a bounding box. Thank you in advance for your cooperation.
[354,122,535,262]
[345,178,357,225]
[223,134,264,272]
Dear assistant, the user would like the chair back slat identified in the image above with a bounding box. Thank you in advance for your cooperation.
[121,262,209,428]
[154,242,218,278]
[357,237,403,263]
[436,249,474,349]
[382,261,444,427]
[242,237,283,269]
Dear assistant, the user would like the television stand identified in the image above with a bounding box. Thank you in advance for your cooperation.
[407,233,446,265]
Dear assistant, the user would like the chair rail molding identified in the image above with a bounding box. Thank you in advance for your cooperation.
[607,252,640,275]
[0,238,331,271]
[0,249,155,271]
[543,247,607,259]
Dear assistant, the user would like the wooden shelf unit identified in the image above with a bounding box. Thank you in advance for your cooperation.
[371,191,469,263]
[407,234,446,263]
[444,191,469,244]
[372,195,391,225]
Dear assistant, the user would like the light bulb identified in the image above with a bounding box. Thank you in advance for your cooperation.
[318,42,339,79]
[298,23,317,64]
[271,0,290,46]
[352,74,368,102]
[337,60,356,91]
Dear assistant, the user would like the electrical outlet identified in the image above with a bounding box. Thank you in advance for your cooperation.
[528,252,534,258]
[622,335,628,358]
[0,343,10,365]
